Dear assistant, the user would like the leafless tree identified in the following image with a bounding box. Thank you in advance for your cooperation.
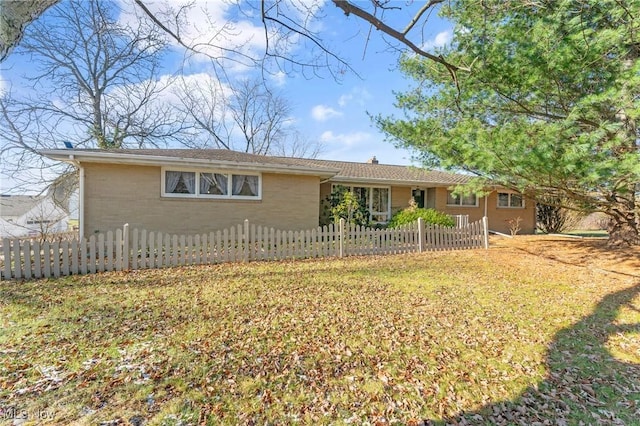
[177,76,321,157]
[270,131,323,159]
[1,1,462,78]
[228,78,291,154]
[1,0,452,188]
[175,75,235,150]
[1,0,190,194]
[13,0,186,148]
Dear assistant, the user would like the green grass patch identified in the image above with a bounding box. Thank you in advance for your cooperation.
[1,251,638,424]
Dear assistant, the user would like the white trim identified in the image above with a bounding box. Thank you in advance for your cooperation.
[41,150,338,179]
[161,167,262,200]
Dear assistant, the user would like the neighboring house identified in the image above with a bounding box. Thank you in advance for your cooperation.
[41,149,536,237]
[0,194,70,238]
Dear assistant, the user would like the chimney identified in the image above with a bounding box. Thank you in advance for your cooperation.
[367,156,379,164]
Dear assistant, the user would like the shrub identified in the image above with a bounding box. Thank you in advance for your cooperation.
[577,212,610,231]
[536,196,583,233]
[324,188,370,227]
[506,216,523,236]
[387,207,455,228]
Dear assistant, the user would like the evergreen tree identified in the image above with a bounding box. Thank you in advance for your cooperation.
[378,0,640,246]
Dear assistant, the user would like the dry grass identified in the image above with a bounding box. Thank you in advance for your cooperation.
[1,237,638,425]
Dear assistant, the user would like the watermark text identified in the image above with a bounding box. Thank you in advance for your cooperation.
[1,406,56,421]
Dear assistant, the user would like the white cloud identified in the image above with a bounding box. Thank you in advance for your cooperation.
[0,77,7,97]
[422,29,453,51]
[337,94,351,108]
[117,0,328,74]
[319,130,371,146]
[338,87,372,107]
[271,71,287,87]
[117,0,268,68]
[311,105,343,122]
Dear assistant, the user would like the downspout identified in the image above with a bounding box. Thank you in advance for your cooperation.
[78,164,84,240]
[68,154,84,240]
[484,191,489,218]
[483,191,490,244]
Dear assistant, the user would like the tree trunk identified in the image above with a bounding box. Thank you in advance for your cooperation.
[607,207,639,247]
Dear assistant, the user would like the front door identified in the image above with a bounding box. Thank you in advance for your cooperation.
[412,189,425,208]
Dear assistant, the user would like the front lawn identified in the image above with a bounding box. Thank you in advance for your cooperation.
[564,230,609,238]
[1,241,639,425]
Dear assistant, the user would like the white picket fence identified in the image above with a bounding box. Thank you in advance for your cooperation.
[0,217,489,281]
[451,214,469,228]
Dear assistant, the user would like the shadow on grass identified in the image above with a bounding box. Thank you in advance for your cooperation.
[493,235,640,278]
[432,280,640,425]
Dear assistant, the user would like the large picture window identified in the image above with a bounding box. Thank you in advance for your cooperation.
[446,191,478,207]
[163,169,260,199]
[332,184,391,222]
[497,192,524,208]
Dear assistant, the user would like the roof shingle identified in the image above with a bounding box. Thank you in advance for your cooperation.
[51,149,471,186]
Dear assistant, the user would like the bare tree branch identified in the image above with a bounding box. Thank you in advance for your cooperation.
[402,1,443,35]
[1,0,191,193]
[3,0,466,81]
[332,0,466,73]
[177,76,318,156]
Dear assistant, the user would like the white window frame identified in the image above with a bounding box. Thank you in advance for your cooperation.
[331,183,392,223]
[497,191,525,209]
[446,190,479,207]
[161,167,262,200]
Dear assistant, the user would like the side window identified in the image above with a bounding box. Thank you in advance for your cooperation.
[497,192,525,208]
[447,191,477,207]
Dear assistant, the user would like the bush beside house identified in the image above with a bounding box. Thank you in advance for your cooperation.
[387,202,455,229]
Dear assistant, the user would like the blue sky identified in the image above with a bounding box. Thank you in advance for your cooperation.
[0,0,453,193]
[267,4,453,166]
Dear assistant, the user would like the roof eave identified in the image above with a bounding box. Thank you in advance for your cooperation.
[40,150,339,179]
[329,176,467,187]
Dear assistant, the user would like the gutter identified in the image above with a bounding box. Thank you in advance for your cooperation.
[330,177,468,187]
[40,150,339,180]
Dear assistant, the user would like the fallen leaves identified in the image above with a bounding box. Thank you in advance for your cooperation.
[1,244,638,424]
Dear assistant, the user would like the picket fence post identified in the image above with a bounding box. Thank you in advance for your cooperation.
[339,218,345,258]
[2,238,10,280]
[123,223,130,270]
[482,216,489,249]
[417,218,425,253]
[243,219,250,262]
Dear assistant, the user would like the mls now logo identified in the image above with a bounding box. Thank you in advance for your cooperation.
[1,406,56,421]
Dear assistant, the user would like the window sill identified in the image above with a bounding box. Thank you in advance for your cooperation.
[161,195,262,202]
